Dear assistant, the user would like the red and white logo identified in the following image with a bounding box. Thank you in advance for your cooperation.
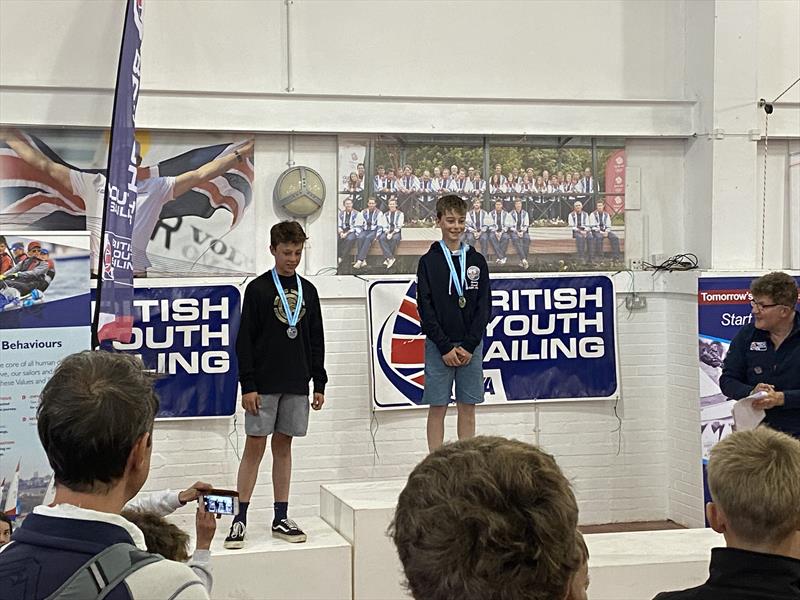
[102,236,114,281]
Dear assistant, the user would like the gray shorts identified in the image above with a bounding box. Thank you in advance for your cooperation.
[244,393,309,437]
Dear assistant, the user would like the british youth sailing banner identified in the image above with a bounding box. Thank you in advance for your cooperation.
[95,284,241,418]
[368,275,618,410]
[94,0,145,344]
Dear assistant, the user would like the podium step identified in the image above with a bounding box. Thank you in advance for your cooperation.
[319,479,723,600]
[585,528,723,600]
[320,480,409,600]
[208,516,352,600]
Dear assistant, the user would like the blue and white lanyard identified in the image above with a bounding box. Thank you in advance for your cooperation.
[271,268,303,328]
[439,240,466,299]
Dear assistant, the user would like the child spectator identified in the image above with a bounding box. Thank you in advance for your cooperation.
[121,506,216,592]
[654,427,800,600]
[391,436,585,600]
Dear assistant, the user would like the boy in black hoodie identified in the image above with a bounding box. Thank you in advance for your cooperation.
[225,221,327,548]
[417,195,491,452]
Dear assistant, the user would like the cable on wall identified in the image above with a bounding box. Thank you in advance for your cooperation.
[641,253,699,273]
[611,397,622,456]
[284,0,295,93]
[370,409,380,466]
[760,106,769,269]
[758,75,800,269]
[227,414,241,461]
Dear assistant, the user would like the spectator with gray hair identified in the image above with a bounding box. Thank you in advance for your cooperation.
[0,351,208,599]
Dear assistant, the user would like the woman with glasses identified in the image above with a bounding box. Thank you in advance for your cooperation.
[719,272,800,438]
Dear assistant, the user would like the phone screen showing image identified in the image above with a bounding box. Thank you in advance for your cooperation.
[203,494,236,515]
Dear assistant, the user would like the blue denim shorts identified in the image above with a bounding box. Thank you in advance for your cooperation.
[422,339,485,406]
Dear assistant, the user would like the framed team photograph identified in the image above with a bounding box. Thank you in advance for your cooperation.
[336,135,626,275]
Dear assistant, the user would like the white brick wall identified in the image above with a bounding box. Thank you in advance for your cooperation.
[665,293,705,527]
[144,276,704,535]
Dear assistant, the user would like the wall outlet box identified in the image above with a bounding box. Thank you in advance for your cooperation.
[625,294,647,311]
[629,259,644,270]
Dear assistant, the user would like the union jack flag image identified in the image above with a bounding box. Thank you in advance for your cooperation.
[374,281,427,406]
[0,132,254,231]
[0,132,92,230]
[156,140,254,227]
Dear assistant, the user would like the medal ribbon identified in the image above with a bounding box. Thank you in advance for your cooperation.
[271,268,303,329]
[439,240,466,299]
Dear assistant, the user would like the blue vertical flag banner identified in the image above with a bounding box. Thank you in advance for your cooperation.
[368,275,618,410]
[93,0,145,344]
[95,284,241,418]
[697,274,800,507]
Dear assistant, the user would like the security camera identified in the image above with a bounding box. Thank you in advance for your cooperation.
[758,99,774,114]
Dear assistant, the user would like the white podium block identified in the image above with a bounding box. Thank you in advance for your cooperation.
[208,516,352,600]
[320,479,722,600]
[320,480,410,600]
[585,528,723,600]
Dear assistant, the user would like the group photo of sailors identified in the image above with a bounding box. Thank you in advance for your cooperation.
[338,162,624,273]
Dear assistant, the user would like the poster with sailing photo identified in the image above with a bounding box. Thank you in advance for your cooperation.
[0,127,256,277]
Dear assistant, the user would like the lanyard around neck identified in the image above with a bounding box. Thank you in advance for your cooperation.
[271,268,303,327]
[439,240,466,299]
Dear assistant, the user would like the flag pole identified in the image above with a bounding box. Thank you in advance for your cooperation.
[91,0,144,348]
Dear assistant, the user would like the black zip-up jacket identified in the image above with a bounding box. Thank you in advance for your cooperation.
[719,311,800,437]
[653,547,800,600]
[416,242,491,355]
[236,271,327,396]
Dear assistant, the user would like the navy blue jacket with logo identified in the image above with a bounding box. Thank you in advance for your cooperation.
[416,242,491,355]
[719,311,800,437]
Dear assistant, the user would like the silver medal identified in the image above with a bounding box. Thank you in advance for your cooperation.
[287,326,298,339]
[458,296,466,309]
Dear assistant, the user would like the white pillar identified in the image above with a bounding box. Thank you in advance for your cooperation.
[684,0,762,270]
[709,0,760,270]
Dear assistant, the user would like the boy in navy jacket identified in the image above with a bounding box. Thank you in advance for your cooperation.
[416,195,491,452]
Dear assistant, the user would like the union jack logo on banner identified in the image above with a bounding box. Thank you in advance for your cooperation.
[374,281,426,404]
[102,234,115,281]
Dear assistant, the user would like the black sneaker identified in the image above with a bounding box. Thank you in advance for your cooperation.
[223,520,246,549]
[271,518,307,543]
